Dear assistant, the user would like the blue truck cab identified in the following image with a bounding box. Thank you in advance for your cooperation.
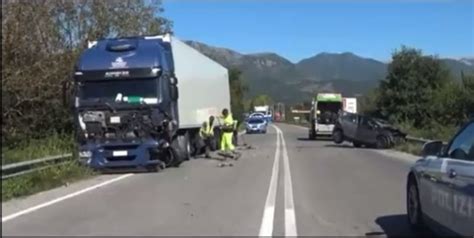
[71,35,184,171]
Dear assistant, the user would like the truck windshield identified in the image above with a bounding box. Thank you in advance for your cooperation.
[79,78,158,101]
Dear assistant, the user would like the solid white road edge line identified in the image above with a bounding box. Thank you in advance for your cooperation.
[278,126,298,237]
[2,173,134,223]
[258,125,281,237]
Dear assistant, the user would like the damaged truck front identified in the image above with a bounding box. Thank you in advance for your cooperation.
[65,34,230,171]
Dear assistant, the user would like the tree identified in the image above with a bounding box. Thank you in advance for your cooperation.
[251,94,273,107]
[359,88,380,117]
[376,46,450,127]
[431,72,474,125]
[228,68,248,121]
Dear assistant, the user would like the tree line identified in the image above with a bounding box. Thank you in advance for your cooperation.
[360,46,474,139]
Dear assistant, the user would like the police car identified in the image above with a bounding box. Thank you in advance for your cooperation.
[406,120,473,236]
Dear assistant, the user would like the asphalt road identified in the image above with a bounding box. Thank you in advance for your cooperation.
[2,123,419,236]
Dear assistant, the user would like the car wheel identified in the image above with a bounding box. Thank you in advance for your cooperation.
[376,136,387,149]
[353,142,362,148]
[407,177,424,230]
[333,130,344,144]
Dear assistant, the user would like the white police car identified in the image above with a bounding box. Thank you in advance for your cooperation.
[406,120,474,236]
[245,117,267,134]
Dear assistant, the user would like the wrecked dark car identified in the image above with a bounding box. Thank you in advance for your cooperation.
[332,112,407,149]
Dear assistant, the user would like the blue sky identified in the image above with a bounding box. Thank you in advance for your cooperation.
[163,0,473,63]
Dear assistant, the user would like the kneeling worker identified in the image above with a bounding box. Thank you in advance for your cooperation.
[220,108,241,159]
[199,115,215,158]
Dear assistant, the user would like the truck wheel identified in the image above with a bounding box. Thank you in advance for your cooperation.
[189,133,199,157]
[182,133,192,160]
[333,130,343,144]
[170,134,189,166]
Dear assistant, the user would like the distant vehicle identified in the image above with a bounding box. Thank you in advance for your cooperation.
[406,120,473,236]
[332,112,406,148]
[249,112,266,120]
[309,93,343,139]
[246,118,267,134]
[274,111,281,122]
[254,105,272,123]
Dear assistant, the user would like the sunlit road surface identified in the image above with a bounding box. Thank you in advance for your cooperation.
[2,123,418,236]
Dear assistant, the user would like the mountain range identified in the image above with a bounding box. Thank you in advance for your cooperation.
[185,40,474,104]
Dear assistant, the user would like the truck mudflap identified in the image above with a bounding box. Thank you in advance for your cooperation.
[78,139,166,170]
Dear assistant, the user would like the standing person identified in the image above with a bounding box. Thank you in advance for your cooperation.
[199,116,215,158]
[219,108,241,159]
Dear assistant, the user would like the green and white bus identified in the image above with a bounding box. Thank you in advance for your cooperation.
[309,93,343,139]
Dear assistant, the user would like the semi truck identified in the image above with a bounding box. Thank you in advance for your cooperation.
[308,93,343,139]
[66,34,230,170]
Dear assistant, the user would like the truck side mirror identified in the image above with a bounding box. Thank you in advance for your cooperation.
[170,85,179,101]
[170,76,178,85]
[422,141,443,157]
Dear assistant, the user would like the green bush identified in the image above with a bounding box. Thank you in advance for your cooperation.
[396,121,458,142]
[2,133,74,165]
[2,161,96,201]
[394,142,423,156]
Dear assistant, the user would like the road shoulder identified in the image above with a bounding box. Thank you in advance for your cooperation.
[2,174,132,219]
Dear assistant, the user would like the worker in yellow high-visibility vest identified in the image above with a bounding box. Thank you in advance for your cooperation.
[199,116,215,158]
[219,108,240,159]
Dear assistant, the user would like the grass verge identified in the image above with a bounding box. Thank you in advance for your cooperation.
[2,161,96,202]
[393,142,423,156]
[2,133,74,165]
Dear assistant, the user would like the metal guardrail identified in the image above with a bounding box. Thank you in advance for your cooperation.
[405,135,447,145]
[405,135,431,144]
[2,153,73,180]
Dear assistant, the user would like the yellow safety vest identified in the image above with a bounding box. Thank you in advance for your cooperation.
[223,114,234,126]
[222,114,234,133]
[199,120,214,137]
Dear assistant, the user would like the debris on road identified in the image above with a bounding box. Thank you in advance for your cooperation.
[217,162,234,167]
